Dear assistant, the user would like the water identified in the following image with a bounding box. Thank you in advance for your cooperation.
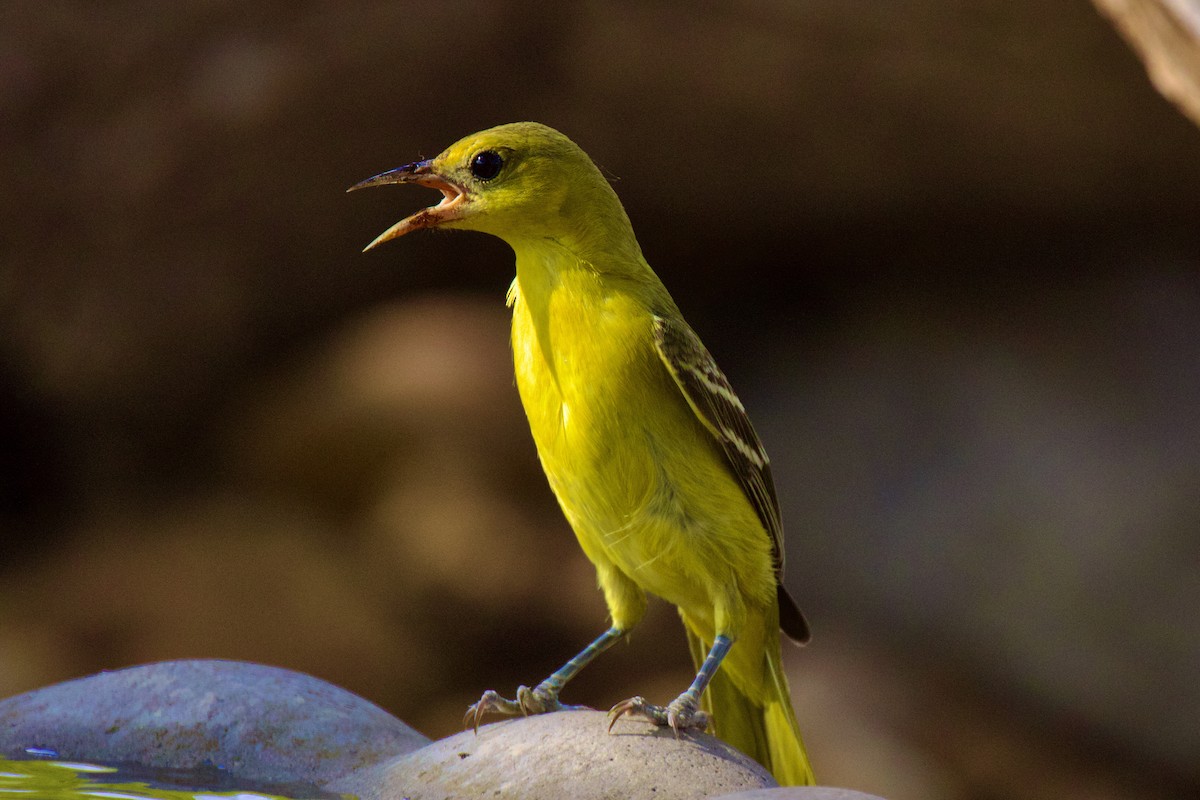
[0,758,329,800]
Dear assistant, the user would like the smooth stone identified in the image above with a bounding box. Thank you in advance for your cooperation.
[0,659,427,793]
[332,708,776,800]
[715,789,890,799]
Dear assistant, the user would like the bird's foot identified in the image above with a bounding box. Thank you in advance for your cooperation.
[607,694,710,736]
[464,683,585,732]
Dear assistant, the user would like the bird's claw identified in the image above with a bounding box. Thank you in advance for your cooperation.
[464,683,581,733]
[464,689,520,732]
[607,695,710,736]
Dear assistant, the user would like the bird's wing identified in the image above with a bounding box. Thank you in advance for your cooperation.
[653,314,810,643]
[651,314,784,574]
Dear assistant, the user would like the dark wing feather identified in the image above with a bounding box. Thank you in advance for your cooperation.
[652,315,809,642]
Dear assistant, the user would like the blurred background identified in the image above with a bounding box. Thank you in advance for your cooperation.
[1,2,1198,799]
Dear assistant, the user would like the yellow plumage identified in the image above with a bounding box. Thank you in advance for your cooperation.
[351,122,814,786]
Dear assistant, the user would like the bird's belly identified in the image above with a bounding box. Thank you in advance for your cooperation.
[529,384,735,611]
[509,280,771,614]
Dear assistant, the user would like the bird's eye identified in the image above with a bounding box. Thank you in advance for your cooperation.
[470,150,504,181]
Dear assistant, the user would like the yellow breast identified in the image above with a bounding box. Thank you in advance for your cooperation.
[505,242,775,616]
[510,264,662,521]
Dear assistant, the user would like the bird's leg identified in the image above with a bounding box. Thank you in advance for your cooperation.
[464,626,626,731]
[608,633,732,735]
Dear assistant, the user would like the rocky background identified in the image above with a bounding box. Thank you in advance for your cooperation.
[1,2,1198,799]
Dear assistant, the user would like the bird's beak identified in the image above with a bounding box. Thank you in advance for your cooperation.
[347,159,468,251]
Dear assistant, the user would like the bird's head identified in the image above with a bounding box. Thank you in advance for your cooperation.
[350,122,636,258]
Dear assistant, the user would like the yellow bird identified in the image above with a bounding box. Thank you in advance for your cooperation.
[350,122,814,786]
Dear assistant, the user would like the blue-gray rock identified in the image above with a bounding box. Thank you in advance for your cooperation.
[0,659,427,792]
[331,709,775,800]
[715,788,889,800]
[2,662,875,800]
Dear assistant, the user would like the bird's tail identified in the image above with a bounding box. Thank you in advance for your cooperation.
[686,627,815,786]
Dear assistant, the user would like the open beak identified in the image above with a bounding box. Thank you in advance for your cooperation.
[347,160,468,251]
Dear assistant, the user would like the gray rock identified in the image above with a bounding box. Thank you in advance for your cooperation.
[0,659,427,792]
[715,791,888,796]
[715,789,889,800]
[332,709,775,800]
